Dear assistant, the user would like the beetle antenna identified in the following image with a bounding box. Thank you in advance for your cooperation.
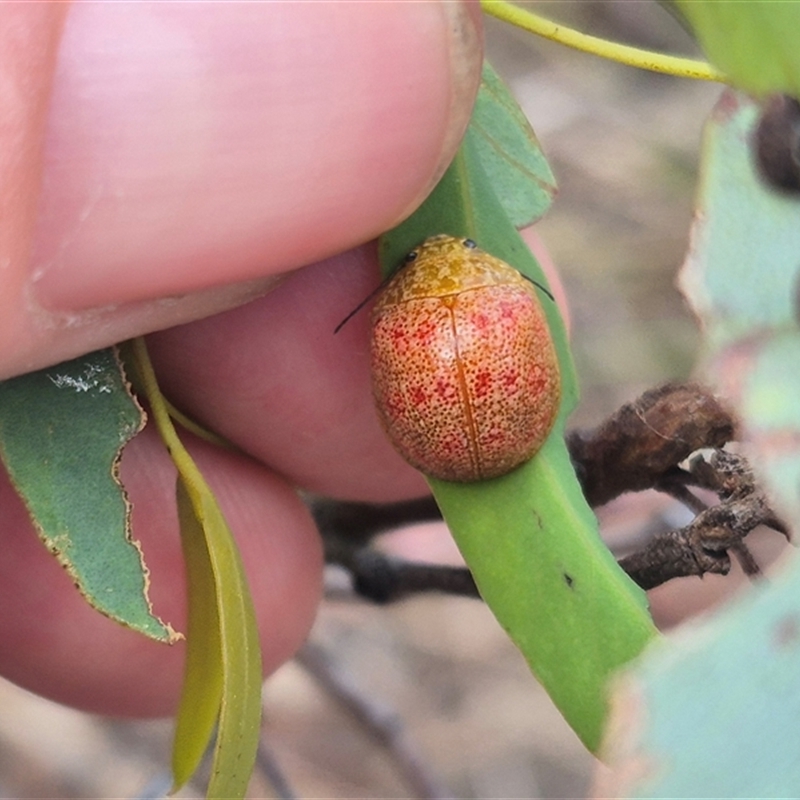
[335,248,422,333]
[334,281,388,334]
[522,274,555,302]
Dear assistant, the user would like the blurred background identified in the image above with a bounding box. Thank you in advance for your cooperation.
[0,4,787,798]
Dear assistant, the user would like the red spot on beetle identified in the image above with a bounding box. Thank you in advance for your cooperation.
[500,373,519,393]
[370,234,561,482]
[473,371,492,398]
[409,385,428,406]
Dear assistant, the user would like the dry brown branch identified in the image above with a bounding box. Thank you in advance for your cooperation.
[313,383,786,598]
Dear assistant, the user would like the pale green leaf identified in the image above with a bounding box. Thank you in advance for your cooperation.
[612,90,800,796]
[171,478,224,789]
[680,93,800,351]
[614,554,800,798]
[679,90,800,523]
[128,338,262,800]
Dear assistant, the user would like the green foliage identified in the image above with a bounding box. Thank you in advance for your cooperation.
[681,95,800,350]
[128,339,262,800]
[172,476,262,799]
[470,62,557,228]
[617,91,800,796]
[626,564,800,798]
[380,74,657,752]
[677,1,800,98]
[687,89,800,550]
[171,479,224,790]
[13,12,800,789]
[0,348,174,642]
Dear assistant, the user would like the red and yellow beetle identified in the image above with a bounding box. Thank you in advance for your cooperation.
[370,234,561,482]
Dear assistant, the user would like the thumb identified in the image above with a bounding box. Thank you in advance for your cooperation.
[0,2,483,379]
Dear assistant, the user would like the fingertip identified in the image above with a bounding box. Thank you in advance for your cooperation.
[0,428,323,717]
[522,227,571,334]
[31,2,483,312]
[0,4,67,378]
[0,3,483,380]
[147,245,431,503]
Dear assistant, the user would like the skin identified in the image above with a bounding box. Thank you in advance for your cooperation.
[0,1,485,717]
[0,15,728,789]
[0,3,570,722]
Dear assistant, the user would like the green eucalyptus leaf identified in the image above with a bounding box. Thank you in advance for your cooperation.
[680,93,799,348]
[127,338,262,800]
[380,108,656,752]
[676,1,800,97]
[174,474,262,800]
[0,348,174,642]
[199,478,263,800]
[610,550,800,798]
[471,61,557,227]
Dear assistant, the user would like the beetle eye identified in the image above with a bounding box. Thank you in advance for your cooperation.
[404,250,419,263]
[463,238,477,249]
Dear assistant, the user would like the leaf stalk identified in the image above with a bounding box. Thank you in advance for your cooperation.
[481,0,728,83]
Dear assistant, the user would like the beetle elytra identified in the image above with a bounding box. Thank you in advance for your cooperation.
[370,234,561,482]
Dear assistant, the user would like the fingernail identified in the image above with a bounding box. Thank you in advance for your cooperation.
[438,1,484,176]
[388,0,484,227]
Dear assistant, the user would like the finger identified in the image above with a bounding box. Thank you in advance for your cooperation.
[522,226,571,332]
[147,233,569,502]
[0,425,323,717]
[149,243,428,502]
[0,5,66,375]
[1,1,483,379]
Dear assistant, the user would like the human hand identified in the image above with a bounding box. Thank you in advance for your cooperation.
[0,2,483,716]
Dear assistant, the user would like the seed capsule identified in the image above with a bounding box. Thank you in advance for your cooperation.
[370,234,561,482]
